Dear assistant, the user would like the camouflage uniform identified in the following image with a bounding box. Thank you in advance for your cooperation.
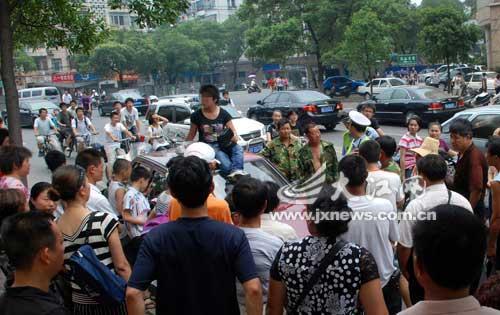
[260,138,302,181]
[298,140,339,184]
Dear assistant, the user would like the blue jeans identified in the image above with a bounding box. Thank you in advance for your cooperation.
[209,143,244,176]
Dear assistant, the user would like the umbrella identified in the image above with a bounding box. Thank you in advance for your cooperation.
[248,74,256,78]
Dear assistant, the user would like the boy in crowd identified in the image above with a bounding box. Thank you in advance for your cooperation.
[44,150,66,173]
[377,135,401,176]
[34,108,61,156]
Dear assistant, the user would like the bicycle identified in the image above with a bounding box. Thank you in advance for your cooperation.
[40,134,59,156]
[67,132,99,158]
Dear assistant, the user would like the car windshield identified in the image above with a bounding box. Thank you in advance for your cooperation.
[220,106,241,118]
[27,101,58,111]
[213,159,288,198]
[292,91,330,102]
[413,88,449,100]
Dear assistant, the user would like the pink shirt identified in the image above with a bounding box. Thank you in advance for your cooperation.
[399,133,423,170]
[0,175,30,202]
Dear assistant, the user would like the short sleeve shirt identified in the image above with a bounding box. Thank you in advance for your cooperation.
[190,108,232,144]
[370,117,380,130]
[120,107,139,130]
[0,176,30,203]
[454,144,488,202]
[128,217,257,315]
[34,118,55,136]
[266,124,279,140]
[123,186,150,238]
[104,122,127,144]
[71,117,92,135]
[399,133,423,170]
[57,111,72,127]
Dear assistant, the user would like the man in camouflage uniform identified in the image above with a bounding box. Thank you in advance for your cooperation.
[260,120,302,182]
[298,123,338,184]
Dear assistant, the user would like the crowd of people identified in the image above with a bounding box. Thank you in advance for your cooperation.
[0,83,500,315]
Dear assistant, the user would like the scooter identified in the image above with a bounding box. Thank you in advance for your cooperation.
[247,85,261,93]
[463,87,492,108]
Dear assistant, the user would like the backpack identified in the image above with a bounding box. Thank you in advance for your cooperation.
[68,212,127,304]
[75,117,89,130]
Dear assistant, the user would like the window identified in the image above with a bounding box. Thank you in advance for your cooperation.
[45,88,59,96]
[371,80,380,87]
[392,89,410,100]
[377,89,393,100]
[471,114,500,139]
[31,90,42,97]
[264,93,279,104]
[442,114,472,133]
[175,107,191,123]
[238,72,246,78]
[380,81,389,87]
[157,106,174,122]
[22,91,31,98]
[390,79,405,86]
[472,74,482,82]
[51,59,62,72]
[277,93,291,103]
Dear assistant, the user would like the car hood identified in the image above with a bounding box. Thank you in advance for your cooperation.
[232,117,264,135]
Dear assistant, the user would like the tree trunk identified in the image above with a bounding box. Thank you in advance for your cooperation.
[232,60,238,91]
[306,22,324,91]
[0,1,23,146]
[118,72,124,89]
[446,56,451,94]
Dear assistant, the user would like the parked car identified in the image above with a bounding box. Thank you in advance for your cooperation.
[114,90,148,115]
[322,76,365,97]
[158,94,200,109]
[2,99,60,127]
[441,105,500,153]
[148,100,266,153]
[464,71,498,93]
[357,86,466,125]
[247,90,344,131]
[132,150,309,236]
[431,67,474,89]
[18,87,61,105]
[418,68,436,84]
[357,78,406,100]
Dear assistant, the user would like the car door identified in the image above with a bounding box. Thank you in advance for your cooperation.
[386,89,412,122]
[19,102,32,127]
[158,106,177,139]
[259,93,280,124]
[372,89,393,121]
[371,79,382,94]
[276,93,292,115]
[167,105,192,139]
[470,114,500,149]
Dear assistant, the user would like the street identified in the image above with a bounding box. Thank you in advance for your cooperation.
[24,88,420,187]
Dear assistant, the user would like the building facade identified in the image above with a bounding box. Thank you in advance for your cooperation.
[181,0,242,23]
[477,0,500,71]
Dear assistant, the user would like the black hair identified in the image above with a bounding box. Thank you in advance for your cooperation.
[0,128,9,146]
[376,135,397,157]
[222,91,229,96]
[29,182,58,211]
[307,185,351,238]
[272,110,282,116]
[413,204,487,290]
[69,100,77,105]
[428,121,442,131]
[276,118,291,130]
[286,110,298,118]
[449,118,473,138]
[52,165,86,201]
[339,155,368,187]
[416,154,447,182]
[264,181,280,213]
[0,145,32,175]
[361,103,376,113]
[232,177,267,218]
[359,140,381,164]
[112,159,131,176]
[167,156,212,209]
[0,189,26,225]
[124,97,134,105]
[44,150,66,172]
[225,194,237,214]
[110,111,120,119]
[38,108,47,114]
[1,212,56,270]
[75,148,102,172]
[350,121,367,133]
[148,115,157,125]
[487,136,500,158]
[75,107,84,113]
[59,102,67,108]
[304,122,318,135]
[112,101,122,107]
[407,115,423,131]
[199,85,220,104]
[130,166,151,182]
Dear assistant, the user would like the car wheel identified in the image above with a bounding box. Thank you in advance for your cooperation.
[425,77,431,85]
[406,112,417,124]
[364,93,371,100]
[98,106,105,116]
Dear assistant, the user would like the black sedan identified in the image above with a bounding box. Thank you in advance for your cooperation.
[2,99,60,128]
[98,90,148,116]
[357,87,466,125]
[247,90,344,131]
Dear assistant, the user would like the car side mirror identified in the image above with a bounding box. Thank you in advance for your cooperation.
[257,100,263,105]
[183,118,191,125]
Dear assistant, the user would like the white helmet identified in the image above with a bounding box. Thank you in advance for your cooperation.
[184,142,219,164]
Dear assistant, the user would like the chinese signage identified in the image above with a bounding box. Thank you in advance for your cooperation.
[397,54,418,67]
[74,73,99,82]
[116,73,139,81]
[52,73,74,83]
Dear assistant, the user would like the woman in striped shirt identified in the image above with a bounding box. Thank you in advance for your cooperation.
[399,116,423,180]
[53,165,131,314]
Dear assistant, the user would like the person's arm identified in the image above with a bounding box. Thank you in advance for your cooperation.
[488,182,500,258]
[266,132,272,142]
[34,121,39,136]
[126,287,145,315]
[468,153,485,209]
[122,124,136,140]
[135,113,141,133]
[242,278,262,315]
[107,228,131,281]
[88,120,97,133]
[226,120,239,143]
[376,128,384,136]
[186,124,198,141]
[359,279,388,315]
[267,278,286,315]
[115,188,126,216]
[397,244,412,280]
[122,209,147,226]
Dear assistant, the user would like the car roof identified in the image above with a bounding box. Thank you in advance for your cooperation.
[470,71,497,75]
[156,99,188,106]
[21,99,58,106]
[454,105,500,114]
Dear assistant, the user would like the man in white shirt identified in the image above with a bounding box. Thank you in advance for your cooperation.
[397,154,473,304]
[71,107,97,151]
[120,97,141,137]
[75,148,117,219]
[62,90,72,104]
[339,155,401,314]
[360,140,404,210]
[104,111,135,178]
[398,204,499,315]
[34,108,61,156]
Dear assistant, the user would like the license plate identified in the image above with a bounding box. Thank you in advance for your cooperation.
[321,106,334,113]
[249,142,264,153]
[445,102,456,109]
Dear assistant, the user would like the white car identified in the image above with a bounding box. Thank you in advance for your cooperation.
[358,78,406,100]
[464,71,498,93]
[148,102,266,153]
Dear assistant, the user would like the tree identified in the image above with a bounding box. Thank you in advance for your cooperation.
[338,9,391,94]
[420,0,464,11]
[0,0,189,146]
[14,50,37,72]
[417,6,480,92]
[221,16,248,89]
[89,42,135,88]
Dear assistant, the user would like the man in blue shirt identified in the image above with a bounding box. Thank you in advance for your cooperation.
[126,156,262,315]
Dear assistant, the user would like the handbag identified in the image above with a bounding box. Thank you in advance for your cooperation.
[217,127,235,150]
[68,212,127,304]
[289,240,347,314]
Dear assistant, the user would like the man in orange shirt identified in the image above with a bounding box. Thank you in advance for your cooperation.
[168,142,233,224]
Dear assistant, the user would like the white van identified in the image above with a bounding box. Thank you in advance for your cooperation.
[18,87,61,104]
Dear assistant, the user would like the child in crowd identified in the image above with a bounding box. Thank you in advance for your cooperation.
[266,110,282,141]
[122,166,152,265]
[0,146,32,204]
[399,116,423,180]
[377,136,401,176]
[108,159,132,240]
[29,182,58,215]
[428,121,457,157]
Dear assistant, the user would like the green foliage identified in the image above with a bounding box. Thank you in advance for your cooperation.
[420,0,464,11]
[108,0,189,28]
[338,9,391,78]
[221,15,249,64]
[12,50,37,72]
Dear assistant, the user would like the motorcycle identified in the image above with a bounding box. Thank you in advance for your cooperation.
[247,85,261,94]
[462,87,492,108]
